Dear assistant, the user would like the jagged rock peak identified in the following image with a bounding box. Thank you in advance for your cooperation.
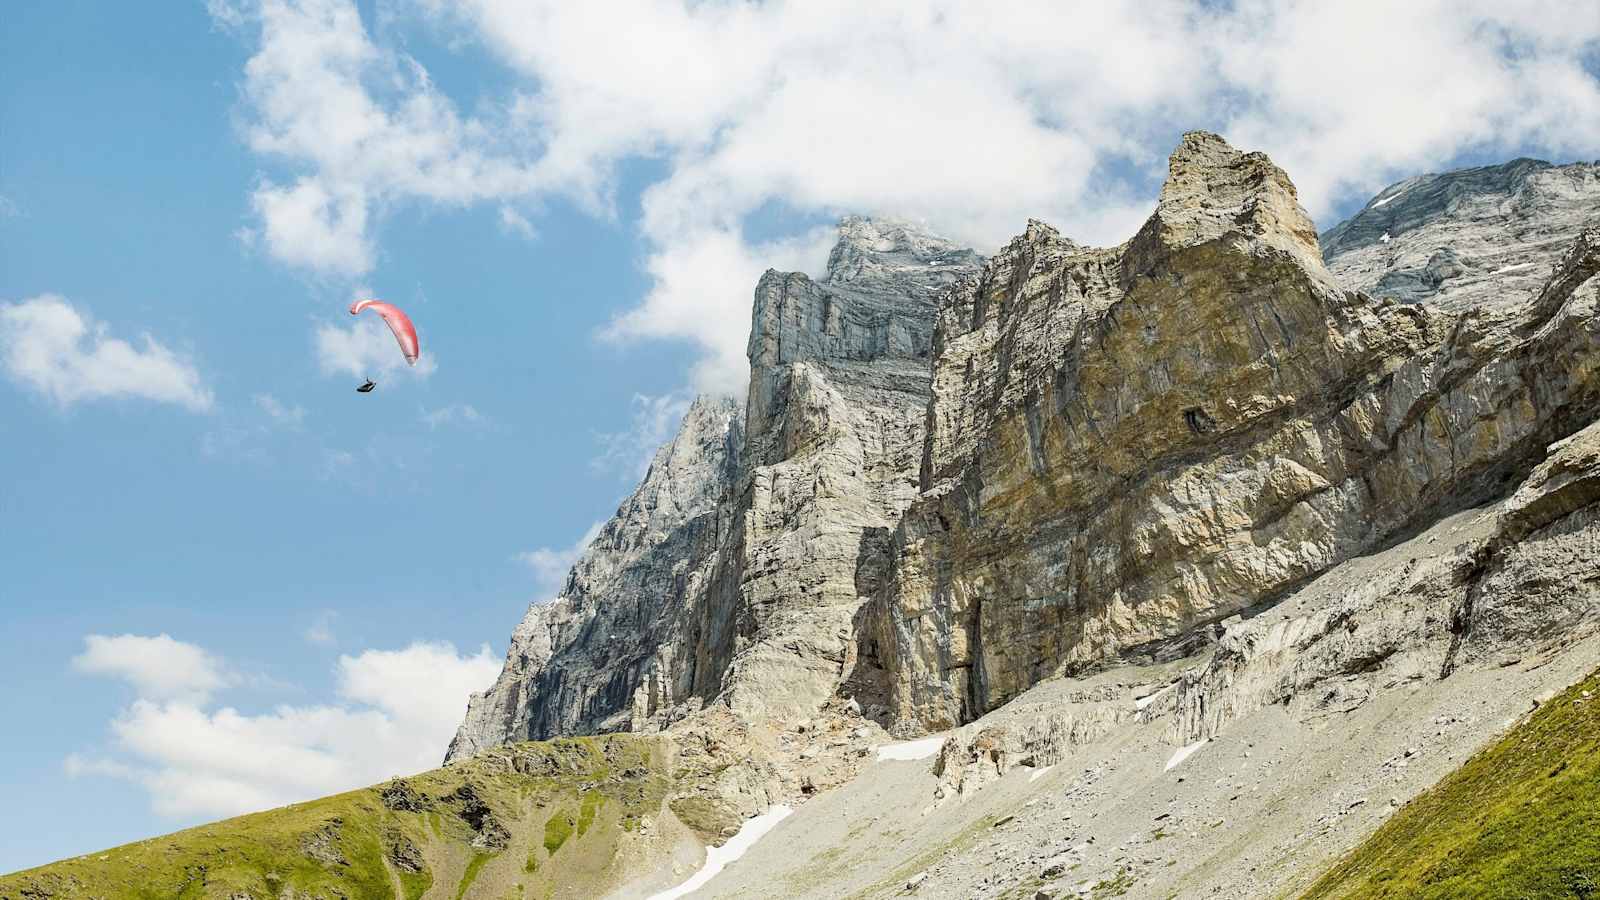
[823,215,983,286]
[1140,130,1325,271]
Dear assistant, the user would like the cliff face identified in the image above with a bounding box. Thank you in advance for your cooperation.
[457,132,1600,762]
[703,217,982,725]
[449,217,980,760]
[857,133,1600,734]
[448,396,743,759]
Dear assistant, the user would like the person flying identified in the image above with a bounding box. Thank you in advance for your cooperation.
[348,299,420,392]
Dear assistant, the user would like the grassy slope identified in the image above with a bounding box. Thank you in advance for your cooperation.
[0,735,672,900]
[1302,666,1600,900]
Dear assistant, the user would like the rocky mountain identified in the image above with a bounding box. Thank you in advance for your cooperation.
[1322,156,1600,309]
[11,133,1597,898]
[449,395,744,758]
[446,131,1600,897]
[450,215,982,760]
[854,133,1600,735]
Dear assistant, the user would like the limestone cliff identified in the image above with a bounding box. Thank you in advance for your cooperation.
[448,396,743,759]
[855,132,1600,734]
[457,132,1600,766]
[449,218,980,760]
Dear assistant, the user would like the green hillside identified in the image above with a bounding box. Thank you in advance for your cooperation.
[1303,666,1600,900]
[0,735,674,900]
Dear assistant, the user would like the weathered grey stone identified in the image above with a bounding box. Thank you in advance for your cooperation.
[1322,156,1600,310]
[453,132,1600,823]
[855,132,1600,735]
[450,217,980,759]
[447,395,744,759]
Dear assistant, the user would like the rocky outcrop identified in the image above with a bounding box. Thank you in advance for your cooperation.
[457,133,1600,784]
[1171,416,1600,750]
[701,217,981,725]
[1322,156,1599,309]
[856,132,1600,735]
[448,395,743,758]
[450,218,980,760]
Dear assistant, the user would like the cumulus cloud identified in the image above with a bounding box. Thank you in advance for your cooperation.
[73,634,230,704]
[69,634,500,819]
[217,0,1600,390]
[221,0,544,277]
[515,521,604,595]
[0,295,213,411]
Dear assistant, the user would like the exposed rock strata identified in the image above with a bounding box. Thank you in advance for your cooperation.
[1321,156,1599,309]
[448,395,743,758]
[457,133,1600,785]
[857,132,1600,734]
[450,218,980,760]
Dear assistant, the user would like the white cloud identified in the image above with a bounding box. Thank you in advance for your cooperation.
[63,753,139,780]
[69,635,500,820]
[217,0,1600,390]
[591,391,694,480]
[223,0,544,277]
[603,227,836,392]
[498,205,537,238]
[420,403,485,429]
[73,634,230,704]
[251,177,373,275]
[515,521,603,595]
[319,447,357,479]
[253,392,305,427]
[0,295,213,411]
[0,195,19,218]
[315,315,434,379]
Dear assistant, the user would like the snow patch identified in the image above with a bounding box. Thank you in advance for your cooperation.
[1165,739,1209,772]
[647,805,794,899]
[1135,684,1174,711]
[1371,182,1410,208]
[1493,263,1534,274]
[1028,765,1055,783]
[876,736,946,762]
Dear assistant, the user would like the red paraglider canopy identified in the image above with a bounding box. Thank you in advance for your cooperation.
[349,299,419,366]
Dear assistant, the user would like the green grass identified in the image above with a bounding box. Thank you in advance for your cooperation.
[1302,666,1600,900]
[577,791,603,837]
[1,734,674,900]
[454,852,492,900]
[543,809,576,855]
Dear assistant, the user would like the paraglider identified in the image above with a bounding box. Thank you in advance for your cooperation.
[348,299,419,392]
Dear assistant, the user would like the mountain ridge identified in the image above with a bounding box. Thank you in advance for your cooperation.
[10,133,1600,899]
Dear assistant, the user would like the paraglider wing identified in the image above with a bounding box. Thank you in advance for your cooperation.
[348,299,420,366]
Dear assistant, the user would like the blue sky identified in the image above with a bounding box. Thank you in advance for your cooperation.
[2,0,1597,874]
